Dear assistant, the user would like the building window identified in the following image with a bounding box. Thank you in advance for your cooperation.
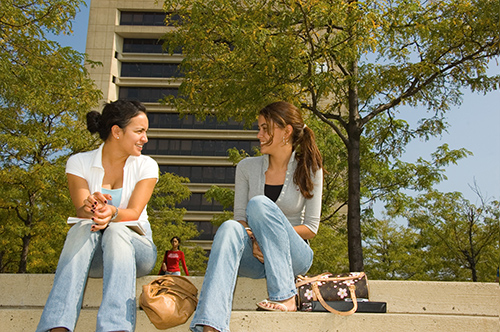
[122,38,182,54]
[160,165,236,184]
[119,87,178,103]
[144,139,259,157]
[121,62,183,78]
[191,222,218,240]
[120,11,181,26]
[123,38,163,53]
[148,113,257,130]
[177,193,226,211]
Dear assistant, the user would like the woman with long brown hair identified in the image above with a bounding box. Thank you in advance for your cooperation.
[190,101,323,332]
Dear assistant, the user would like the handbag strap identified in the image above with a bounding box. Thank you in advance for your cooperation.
[152,277,199,304]
[311,283,358,316]
[296,272,365,288]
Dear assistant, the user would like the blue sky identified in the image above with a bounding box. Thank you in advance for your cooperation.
[53,2,500,206]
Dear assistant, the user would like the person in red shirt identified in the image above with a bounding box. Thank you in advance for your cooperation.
[158,236,189,276]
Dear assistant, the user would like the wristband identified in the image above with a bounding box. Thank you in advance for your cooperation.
[245,227,255,240]
[110,207,119,221]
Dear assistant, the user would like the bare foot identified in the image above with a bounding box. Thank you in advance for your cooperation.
[257,296,297,311]
[203,326,219,332]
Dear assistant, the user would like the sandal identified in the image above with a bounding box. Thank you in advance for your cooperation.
[256,299,289,312]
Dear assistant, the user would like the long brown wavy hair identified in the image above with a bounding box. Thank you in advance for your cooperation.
[259,101,323,198]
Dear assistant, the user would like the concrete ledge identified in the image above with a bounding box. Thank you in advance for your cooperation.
[0,275,267,311]
[1,274,498,331]
[2,309,499,332]
[368,279,499,316]
[2,274,498,315]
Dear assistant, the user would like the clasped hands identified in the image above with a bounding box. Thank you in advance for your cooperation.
[83,192,114,232]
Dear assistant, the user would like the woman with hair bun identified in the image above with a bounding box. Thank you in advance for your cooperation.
[36,99,159,332]
[191,101,323,332]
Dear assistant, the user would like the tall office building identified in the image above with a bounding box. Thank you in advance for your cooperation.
[85,0,259,249]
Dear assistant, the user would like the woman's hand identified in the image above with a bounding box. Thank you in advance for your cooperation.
[84,192,113,232]
[238,221,264,263]
[252,239,264,263]
[91,204,115,231]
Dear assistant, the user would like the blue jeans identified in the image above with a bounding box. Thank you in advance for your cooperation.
[36,220,157,332]
[190,195,313,332]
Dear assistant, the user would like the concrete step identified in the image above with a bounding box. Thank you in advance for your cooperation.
[1,274,498,331]
[2,309,499,332]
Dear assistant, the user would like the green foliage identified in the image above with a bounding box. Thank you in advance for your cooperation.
[205,185,235,226]
[205,185,234,210]
[307,117,348,219]
[362,184,499,282]
[148,172,208,276]
[365,185,499,282]
[362,115,473,208]
[308,215,349,275]
[0,0,102,273]
[362,218,429,280]
[401,189,499,282]
[226,147,254,165]
[162,0,500,270]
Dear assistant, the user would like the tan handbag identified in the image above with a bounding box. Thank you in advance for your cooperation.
[139,275,198,329]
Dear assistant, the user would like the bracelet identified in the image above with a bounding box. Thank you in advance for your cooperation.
[245,227,255,240]
[110,207,119,221]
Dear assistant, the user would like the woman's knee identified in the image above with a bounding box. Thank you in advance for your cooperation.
[102,223,131,239]
[67,219,93,238]
[101,223,134,252]
[216,219,243,236]
[212,220,245,249]
[246,195,284,229]
[246,195,272,219]
[61,221,95,255]
[247,195,272,210]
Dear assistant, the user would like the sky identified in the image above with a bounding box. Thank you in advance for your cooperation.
[52,2,500,208]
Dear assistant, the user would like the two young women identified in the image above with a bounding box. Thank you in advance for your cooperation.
[37,100,323,332]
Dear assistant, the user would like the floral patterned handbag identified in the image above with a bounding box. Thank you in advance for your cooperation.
[295,272,369,315]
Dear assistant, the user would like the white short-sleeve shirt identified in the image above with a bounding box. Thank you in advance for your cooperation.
[66,144,159,240]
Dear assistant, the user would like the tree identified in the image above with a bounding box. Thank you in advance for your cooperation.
[362,218,429,280]
[0,0,102,273]
[161,0,499,271]
[400,188,499,282]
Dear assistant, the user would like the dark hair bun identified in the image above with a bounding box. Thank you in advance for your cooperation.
[86,111,101,134]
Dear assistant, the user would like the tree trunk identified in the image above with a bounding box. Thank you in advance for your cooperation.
[347,123,364,272]
[18,234,31,273]
[346,56,364,272]
[0,250,4,273]
[471,262,477,282]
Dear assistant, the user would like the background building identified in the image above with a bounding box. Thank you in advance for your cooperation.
[85,0,259,249]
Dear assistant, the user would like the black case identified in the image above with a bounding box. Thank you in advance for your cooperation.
[310,301,387,313]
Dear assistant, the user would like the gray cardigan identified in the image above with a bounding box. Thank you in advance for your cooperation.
[233,152,323,234]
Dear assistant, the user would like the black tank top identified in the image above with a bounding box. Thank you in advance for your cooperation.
[264,184,283,202]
